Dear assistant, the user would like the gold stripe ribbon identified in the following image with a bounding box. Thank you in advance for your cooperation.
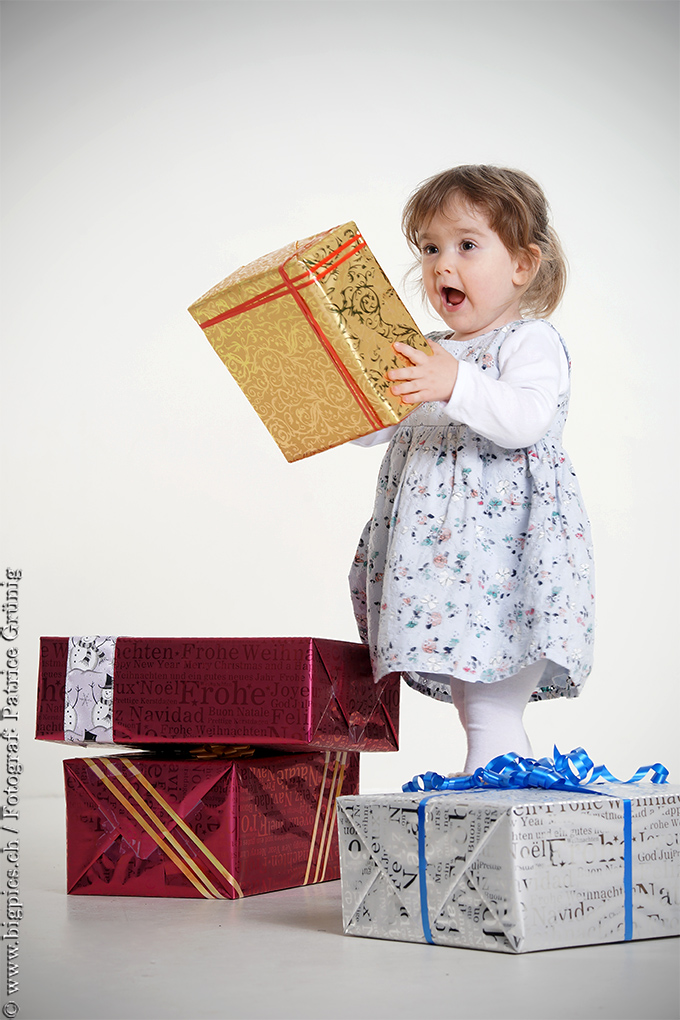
[85,752,347,898]
[304,751,348,885]
[84,757,244,899]
[119,758,244,897]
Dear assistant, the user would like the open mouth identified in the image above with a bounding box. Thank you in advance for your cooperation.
[442,286,465,308]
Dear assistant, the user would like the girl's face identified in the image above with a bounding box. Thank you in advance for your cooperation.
[418,196,536,342]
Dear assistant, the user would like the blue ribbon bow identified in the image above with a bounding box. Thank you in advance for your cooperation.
[402,746,669,794]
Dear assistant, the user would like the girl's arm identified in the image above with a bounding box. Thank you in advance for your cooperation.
[390,321,569,449]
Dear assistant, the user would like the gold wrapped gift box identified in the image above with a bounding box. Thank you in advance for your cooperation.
[188,222,431,461]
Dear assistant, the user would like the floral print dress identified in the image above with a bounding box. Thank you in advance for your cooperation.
[349,321,595,703]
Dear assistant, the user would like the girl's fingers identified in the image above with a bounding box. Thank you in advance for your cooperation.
[391,388,418,405]
[390,373,423,389]
[391,380,421,397]
[393,341,429,365]
[386,366,416,381]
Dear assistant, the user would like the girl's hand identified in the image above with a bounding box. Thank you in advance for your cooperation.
[387,339,459,405]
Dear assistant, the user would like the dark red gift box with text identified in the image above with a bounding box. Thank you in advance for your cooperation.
[64,749,358,898]
[36,636,399,752]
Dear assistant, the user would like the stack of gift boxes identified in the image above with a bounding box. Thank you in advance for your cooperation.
[36,222,679,947]
[35,222,414,901]
[36,635,399,899]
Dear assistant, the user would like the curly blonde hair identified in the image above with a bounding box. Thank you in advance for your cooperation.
[402,165,567,319]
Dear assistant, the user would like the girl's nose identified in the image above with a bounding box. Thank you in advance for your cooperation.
[434,248,455,276]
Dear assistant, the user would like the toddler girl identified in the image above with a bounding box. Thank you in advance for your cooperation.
[350,165,594,773]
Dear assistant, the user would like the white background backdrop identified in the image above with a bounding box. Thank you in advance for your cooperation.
[1,0,678,798]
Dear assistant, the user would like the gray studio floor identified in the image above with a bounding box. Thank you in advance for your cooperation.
[20,797,680,1020]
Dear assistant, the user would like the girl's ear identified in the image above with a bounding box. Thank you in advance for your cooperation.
[513,244,541,287]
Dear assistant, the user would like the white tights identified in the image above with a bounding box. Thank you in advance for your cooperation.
[448,661,547,774]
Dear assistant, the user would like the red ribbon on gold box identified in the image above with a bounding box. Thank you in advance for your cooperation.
[188,222,431,461]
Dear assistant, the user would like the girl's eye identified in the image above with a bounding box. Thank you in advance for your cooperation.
[461,240,476,251]
[421,244,438,256]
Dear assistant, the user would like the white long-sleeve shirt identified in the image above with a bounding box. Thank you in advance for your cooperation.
[354,320,569,451]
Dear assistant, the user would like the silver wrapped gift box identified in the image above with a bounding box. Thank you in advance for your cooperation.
[337,783,680,953]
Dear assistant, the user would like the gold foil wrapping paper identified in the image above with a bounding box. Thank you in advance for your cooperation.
[188,222,431,461]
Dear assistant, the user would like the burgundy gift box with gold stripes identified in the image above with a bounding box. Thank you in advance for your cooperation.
[64,749,358,898]
[188,221,432,462]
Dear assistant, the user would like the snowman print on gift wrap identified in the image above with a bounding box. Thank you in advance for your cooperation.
[69,636,107,672]
[63,684,82,739]
[65,635,116,742]
[90,674,114,733]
